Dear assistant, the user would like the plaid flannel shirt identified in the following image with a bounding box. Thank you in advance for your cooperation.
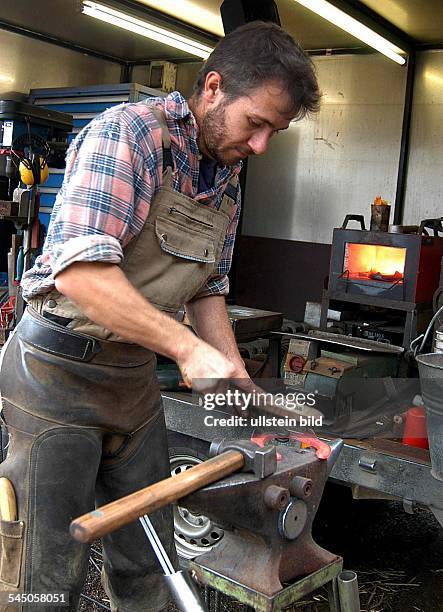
[21,91,242,301]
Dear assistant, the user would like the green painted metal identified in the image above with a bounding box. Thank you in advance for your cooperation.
[189,557,343,612]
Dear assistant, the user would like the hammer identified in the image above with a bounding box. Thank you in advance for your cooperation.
[70,443,275,543]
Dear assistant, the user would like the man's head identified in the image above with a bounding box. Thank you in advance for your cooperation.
[190,21,320,166]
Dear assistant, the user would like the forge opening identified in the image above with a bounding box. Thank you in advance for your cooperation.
[344,243,406,283]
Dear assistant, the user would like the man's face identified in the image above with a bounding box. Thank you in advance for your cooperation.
[200,81,295,166]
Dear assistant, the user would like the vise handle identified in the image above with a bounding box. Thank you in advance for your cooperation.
[70,450,244,544]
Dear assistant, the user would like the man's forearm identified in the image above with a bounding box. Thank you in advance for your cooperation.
[55,262,242,388]
[185,295,244,370]
[55,261,194,362]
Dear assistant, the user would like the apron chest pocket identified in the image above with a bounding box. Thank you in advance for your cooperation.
[0,519,24,587]
[155,216,216,264]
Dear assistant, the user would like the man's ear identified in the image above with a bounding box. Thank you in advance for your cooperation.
[202,71,223,105]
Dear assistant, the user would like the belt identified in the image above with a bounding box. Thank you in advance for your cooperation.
[17,308,154,367]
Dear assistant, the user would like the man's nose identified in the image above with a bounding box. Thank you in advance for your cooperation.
[248,130,272,155]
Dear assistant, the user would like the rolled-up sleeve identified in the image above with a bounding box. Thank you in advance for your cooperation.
[192,184,242,299]
[47,109,157,278]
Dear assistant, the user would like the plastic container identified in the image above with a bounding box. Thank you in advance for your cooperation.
[402,407,429,449]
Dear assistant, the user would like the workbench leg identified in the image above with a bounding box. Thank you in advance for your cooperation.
[326,578,341,612]
[403,309,417,349]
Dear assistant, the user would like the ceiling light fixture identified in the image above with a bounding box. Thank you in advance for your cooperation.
[138,0,224,37]
[293,0,406,65]
[82,1,214,59]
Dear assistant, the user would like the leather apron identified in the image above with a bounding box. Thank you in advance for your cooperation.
[0,105,238,611]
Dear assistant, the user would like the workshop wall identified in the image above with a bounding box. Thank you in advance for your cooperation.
[242,54,407,245]
[0,30,121,98]
[235,52,443,319]
[235,54,407,319]
[176,62,202,98]
[403,50,443,224]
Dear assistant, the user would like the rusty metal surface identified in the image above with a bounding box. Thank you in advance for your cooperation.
[345,437,431,465]
[181,443,340,596]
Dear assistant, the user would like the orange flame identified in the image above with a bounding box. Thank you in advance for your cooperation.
[344,243,406,280]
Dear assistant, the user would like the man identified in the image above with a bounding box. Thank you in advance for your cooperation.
[0,21,319,612]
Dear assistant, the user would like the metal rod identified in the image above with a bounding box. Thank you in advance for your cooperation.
[393,50,416,225]
[139,515,175,575]
[139,516,207,611]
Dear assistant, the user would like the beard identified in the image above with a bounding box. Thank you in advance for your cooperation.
[201,102,238,166]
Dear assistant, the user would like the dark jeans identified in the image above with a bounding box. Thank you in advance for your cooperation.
[0,310,177,612]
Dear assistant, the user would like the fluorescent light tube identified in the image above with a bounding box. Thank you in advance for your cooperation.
[82,1,214,59]
[293,0,406,65]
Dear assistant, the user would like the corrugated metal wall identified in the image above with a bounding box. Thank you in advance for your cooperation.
[243,51,443,246]
[0,30,121,97]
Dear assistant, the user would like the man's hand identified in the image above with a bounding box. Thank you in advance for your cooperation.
[176,336,238,393]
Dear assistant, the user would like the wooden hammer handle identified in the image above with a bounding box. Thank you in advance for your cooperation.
[70,450,244,543]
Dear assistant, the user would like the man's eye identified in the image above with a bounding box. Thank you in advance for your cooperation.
[249,118,261,128]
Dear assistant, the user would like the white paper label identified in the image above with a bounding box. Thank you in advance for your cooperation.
[2,121,13,147]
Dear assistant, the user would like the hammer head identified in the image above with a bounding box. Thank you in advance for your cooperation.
[209,439,277,479]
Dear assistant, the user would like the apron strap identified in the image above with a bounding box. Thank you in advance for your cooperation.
[147,104,174,185]
[220,175,239,216]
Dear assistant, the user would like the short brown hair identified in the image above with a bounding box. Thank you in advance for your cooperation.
[194,21,320,120]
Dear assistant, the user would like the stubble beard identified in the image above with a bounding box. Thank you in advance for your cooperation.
[201,102,235,166]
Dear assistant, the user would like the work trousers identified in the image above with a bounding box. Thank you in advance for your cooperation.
[0,309,177,611]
